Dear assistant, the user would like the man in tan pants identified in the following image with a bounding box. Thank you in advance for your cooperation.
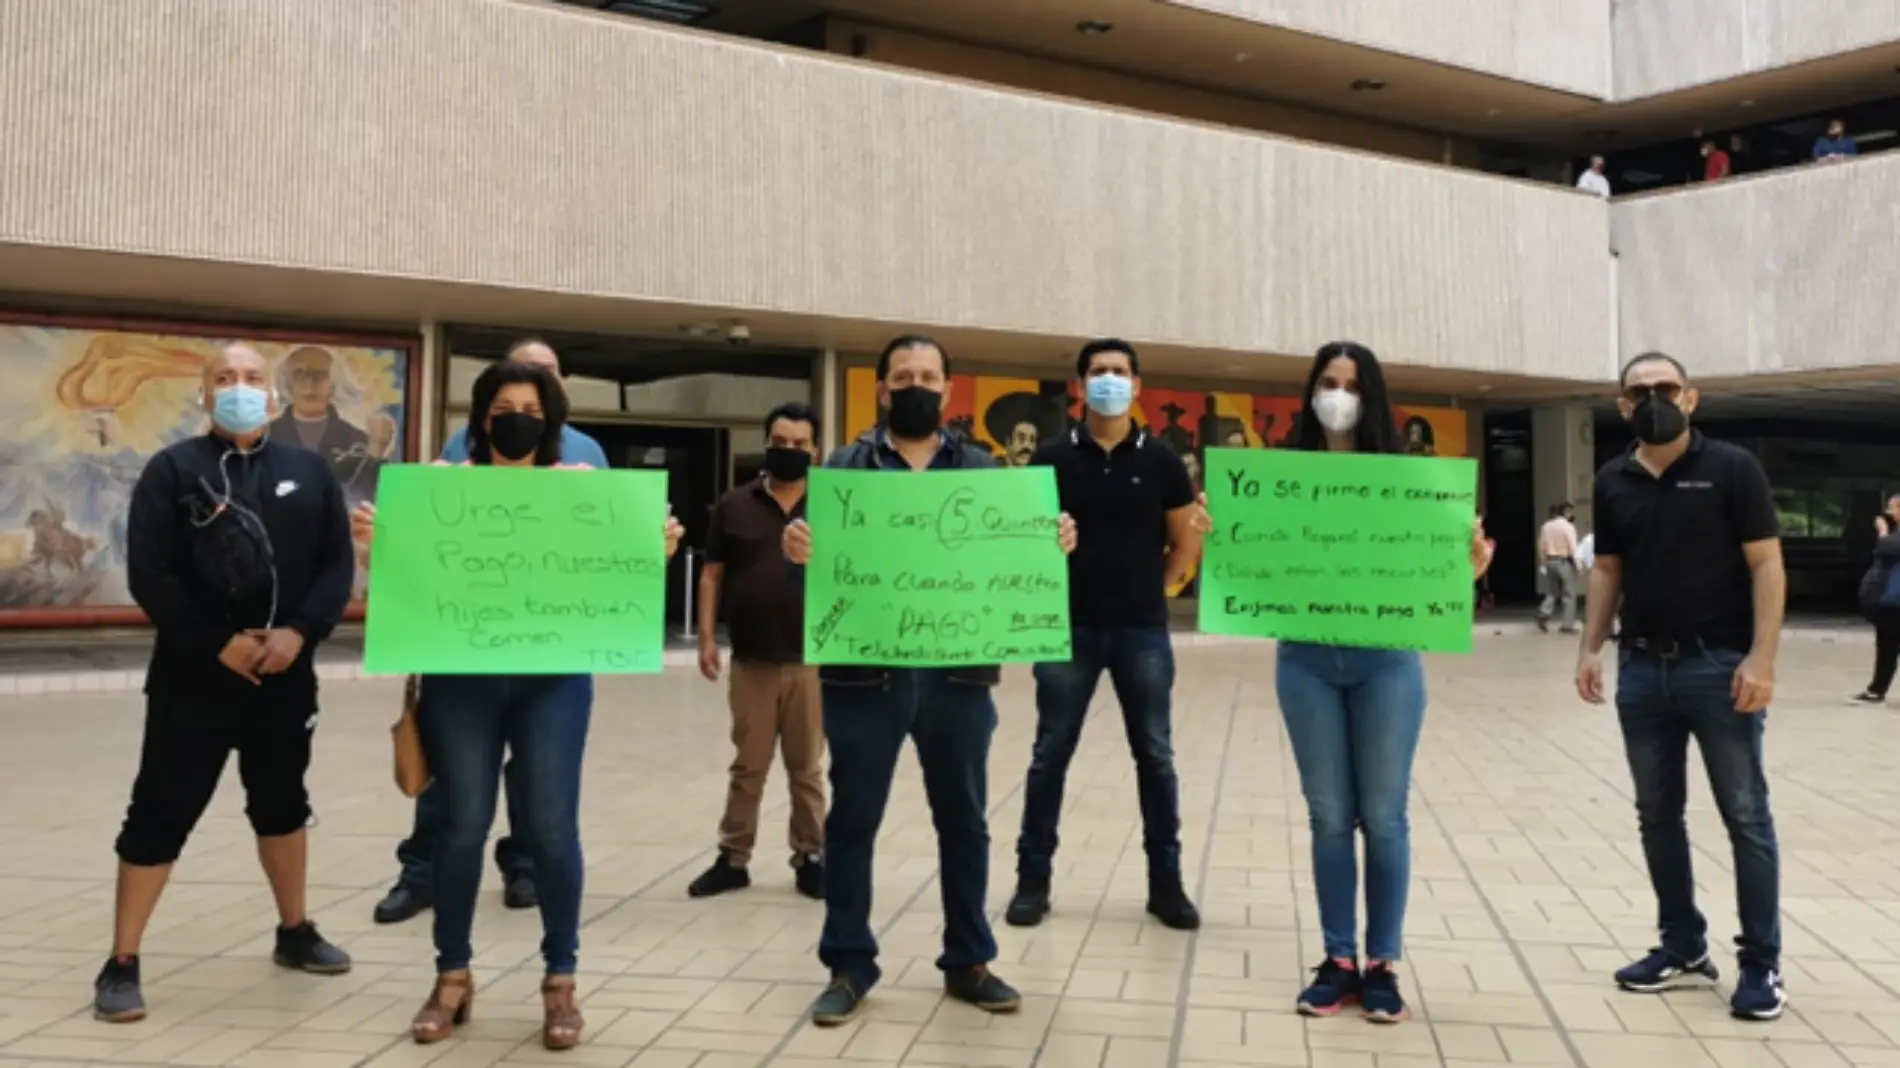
[691,402,826,899]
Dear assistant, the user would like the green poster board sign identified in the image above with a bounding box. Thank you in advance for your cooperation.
[1197,448,1478,653]
[803,467,1071,666]
[363,464,669,675]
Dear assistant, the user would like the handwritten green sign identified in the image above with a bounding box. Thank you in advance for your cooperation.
[804,468,1071,666]
[363,464,669,675]
[1197,448,1478,653]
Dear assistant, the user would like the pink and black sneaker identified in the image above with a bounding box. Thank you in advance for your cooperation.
[1297,958,1362,1016]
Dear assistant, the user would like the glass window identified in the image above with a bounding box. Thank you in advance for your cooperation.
[1772,487,1810,538]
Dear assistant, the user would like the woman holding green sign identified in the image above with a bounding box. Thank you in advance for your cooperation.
[1276,342,1493,1024]
[352,360,683,1050]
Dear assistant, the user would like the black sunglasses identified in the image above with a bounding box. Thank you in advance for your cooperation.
[1622,382,1684,404]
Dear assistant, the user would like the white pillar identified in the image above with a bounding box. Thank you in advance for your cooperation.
[416,318,444,459]
[1532,404,1596,534]
[818,347,841,453]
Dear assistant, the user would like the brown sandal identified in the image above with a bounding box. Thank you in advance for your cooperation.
[541,975,584,1050]
[411,971,473,1044]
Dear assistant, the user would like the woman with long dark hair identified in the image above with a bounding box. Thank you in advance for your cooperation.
[1277,342,1493,1023]
[353,360,682,1050]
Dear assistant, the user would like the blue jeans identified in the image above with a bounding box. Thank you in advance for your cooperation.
[819,670,997,991]
[1275,642,1426,962]
[417,673,592,975]
[1017,625,1181,882]
[1616,645,1780,966]
[396,766,534,890]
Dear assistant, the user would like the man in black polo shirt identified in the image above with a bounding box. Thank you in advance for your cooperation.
[1005,338,1207,931]
[689,402,826,901]
[1576,351,1788,1021]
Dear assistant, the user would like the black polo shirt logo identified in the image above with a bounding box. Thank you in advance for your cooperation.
[1676,480,1713,489]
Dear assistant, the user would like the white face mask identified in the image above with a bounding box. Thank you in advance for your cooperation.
[1311,388,1361,433]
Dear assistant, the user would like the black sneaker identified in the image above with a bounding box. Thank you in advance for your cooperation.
[1296,958,1362,1016]
[272,922,352,975]
[1614,947,1719,993]
[944,967,1021,1014]
[792,853,824,900]
[1361,963,1408,1023]
[1146,878,1201,931]
[809,974,864,1027]
[688,854,751,898]
[1850,691,1886,705]
[372,883,431,925]
[1730,959,1787,1020]
[1004,876,1051,927]
[502,873,538,910]
[93,956,146,1023]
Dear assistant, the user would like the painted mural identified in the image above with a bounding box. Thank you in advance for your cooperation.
[844,367,1471,595]
[843,368,1470,468]
[0,319,412,618]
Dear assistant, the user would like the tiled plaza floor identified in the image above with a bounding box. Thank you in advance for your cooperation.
[1,632,1897,1068]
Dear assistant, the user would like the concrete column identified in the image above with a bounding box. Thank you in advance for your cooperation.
[818,347,841,453]
[416,318,444,458]
[1531,404,1596,533]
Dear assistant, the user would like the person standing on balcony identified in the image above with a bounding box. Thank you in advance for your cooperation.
[1812,119,1858,162]
[1005,339,1209,933]
[1576,156,1612,197]
[1701,140,1732,181]
[689,402,827,900]
[1575,351,1788,1021]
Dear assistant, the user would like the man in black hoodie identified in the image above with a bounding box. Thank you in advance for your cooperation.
[94,343,357,1023]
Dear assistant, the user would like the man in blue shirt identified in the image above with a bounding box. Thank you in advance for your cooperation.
[1812,119,1858,162]
[372,338,609,924]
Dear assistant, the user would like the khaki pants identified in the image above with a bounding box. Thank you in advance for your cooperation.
[720,661,825,865]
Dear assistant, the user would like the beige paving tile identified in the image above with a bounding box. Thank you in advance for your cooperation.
[0,636,1896,1067]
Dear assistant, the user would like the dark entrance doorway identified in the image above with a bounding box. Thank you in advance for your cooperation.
[573,421,725,628]
[1482,410,1536,604]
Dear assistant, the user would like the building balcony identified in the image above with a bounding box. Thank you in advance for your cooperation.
[0,0,1611,383]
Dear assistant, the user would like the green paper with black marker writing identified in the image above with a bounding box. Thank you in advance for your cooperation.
[803,467,1071,666]
[1197,448,1478,653]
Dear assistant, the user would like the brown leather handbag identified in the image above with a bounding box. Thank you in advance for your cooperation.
[392,675,431,797]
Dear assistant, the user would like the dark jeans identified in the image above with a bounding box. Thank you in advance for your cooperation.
[1617,646,1781,966]
[397,765,535,890]
[418,673,592,975]
[1017,625,1181,882]
[819,670,997,992]
[1870,609,1900,696]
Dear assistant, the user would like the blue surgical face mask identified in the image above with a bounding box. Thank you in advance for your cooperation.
[1085,373,1133,417]
[212,384,271,434]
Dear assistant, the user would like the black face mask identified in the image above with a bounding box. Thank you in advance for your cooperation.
[763,446,812,483]
[1628,394,1687,446]
[488,412,545,461]
[886,386,943,439]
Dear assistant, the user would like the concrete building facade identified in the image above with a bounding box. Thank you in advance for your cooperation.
[3,0,1899,624]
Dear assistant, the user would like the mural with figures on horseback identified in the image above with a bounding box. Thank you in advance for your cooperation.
[0,314,415,623]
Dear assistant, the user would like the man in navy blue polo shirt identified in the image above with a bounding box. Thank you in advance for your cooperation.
[1576,351,1787,1021]
[1005,339,1207,932]
[783,335,1076,1028]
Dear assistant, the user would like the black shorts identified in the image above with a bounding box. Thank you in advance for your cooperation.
[114,688,317,866]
